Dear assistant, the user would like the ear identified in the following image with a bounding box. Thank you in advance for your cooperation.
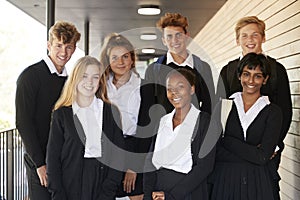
[162,37,167,46]
[190,85,195,95]
[236,38,240,46]
[263,75,269,85]
[47,41,51,53]
[262,35,266,43]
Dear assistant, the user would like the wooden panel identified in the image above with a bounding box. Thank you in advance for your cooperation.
[278,54,300,69]
[265,25,300,51]
[287,68,300,82]
[281,144,300,162]
[279,167,300,194]
[288,121,300,136]
[292,108,300,121]
[284,132,300,149]
[279,175,300,200]
[194,0,300,197]
[293,95,300,108]
[280,155,300,180]
[290,81,300,94]
[268,40,300,59]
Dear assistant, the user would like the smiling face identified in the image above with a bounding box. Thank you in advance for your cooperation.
[109,46,133,80]
[240,66,268,96]
[236,23,265,55]
[166,72,195,111]
[47,37,76,73]
[162,26,189,57]
[76,64,100,101]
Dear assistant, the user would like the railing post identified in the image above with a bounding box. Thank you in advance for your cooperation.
[7,130,13,200]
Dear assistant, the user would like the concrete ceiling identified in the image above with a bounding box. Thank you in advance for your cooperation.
[7,0,227,60]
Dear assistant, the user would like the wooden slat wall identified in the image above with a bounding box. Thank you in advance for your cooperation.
[192,0,300,199]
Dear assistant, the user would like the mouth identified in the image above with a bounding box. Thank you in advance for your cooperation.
[84,85,94,90]
[172,97,181,103]
[57,56,68,62]
[246,44,256,49]
[246,84,255,89]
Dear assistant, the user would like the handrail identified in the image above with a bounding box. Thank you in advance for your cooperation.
[0,128,28,200]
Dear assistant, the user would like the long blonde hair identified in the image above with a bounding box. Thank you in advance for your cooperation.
[54,56,109,110]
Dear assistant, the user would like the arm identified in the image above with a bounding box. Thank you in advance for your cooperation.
[166,139,216,199]
[274,64,292,151]
[143,136,158,200]
[222,105,282,165]
[216,65,229,101]
[46,110,67,200]
[15,69,45,167]
[100,104,125,199]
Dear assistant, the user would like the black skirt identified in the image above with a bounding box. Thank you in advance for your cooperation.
[210,162,274,200]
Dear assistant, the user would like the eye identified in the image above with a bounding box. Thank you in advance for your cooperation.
[255,74,263,79]
[123,54,130,59]
[242,72,249,77]
[110,55,118,61]
[166,35,172,41]
[175,32,183,39]
[93,75,100,80]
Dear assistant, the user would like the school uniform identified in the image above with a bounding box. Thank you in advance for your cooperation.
[145,51,215,116]
[216,55,292,199]
[16,56,67,200]
[210,93,283,200]
[46,98,125,200]
[143,105,215,200]
[107,73,155,197]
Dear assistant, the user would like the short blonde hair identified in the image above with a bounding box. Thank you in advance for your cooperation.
[156,12,189,33]
[54,56,108,110]
[235,16,265,40]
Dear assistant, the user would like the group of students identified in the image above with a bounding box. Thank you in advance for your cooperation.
[15,12,292,200]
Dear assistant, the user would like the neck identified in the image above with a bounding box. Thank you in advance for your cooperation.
[170,51,188,64]
[113,71,131,88]
[242,93,260,112]
[172,104,191,128]
[76,96,94,108]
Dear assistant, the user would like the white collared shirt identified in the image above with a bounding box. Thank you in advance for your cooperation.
[166,50,194,68]
[107,72,141,136]
[43,55,67,77]
[230,92,270,140]
[72,97,103,158]
[152,104,200,174]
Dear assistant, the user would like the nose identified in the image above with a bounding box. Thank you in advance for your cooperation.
[117,57,124,64]
[249,75,254,83]
[60,46,67,55]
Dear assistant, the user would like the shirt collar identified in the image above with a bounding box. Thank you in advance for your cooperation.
[166,50,194,68]
[165,104,200,128]
[72,96,101,115]
[43,55,67,77]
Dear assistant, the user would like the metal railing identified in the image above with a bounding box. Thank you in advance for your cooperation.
[0,128,28,200]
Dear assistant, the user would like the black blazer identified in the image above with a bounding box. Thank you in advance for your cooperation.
[143,111,216,200]
[217,56,292,152]
[46,102,125,200]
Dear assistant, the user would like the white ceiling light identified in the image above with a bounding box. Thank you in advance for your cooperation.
[142,48,155,54]
[138,5,161,15]
[140,33,157,40]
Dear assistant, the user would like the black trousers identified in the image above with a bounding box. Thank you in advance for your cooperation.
[24,154,51,200]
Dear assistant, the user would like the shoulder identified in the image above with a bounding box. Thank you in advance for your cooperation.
[267,56,287,72]
[18,60,46,80]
